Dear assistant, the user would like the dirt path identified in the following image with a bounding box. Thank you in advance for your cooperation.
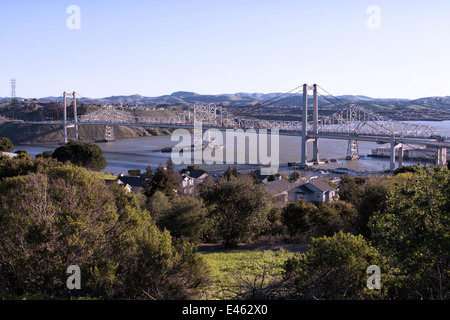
[196,243,308,254]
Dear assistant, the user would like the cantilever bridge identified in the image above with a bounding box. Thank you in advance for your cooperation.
[29,84,449,171]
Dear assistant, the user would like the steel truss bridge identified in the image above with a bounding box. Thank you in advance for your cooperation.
[30,85,449,171]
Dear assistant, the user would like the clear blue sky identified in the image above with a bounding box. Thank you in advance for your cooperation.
[1,0,449,99]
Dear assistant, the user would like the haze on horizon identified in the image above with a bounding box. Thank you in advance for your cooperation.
[1,0,450,100]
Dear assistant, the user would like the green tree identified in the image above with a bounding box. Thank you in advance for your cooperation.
[0,155,60,180]
[14,150,31,160]
[200,176,271,248]
[0,163,210,299]
[370,166,450,300]
[266,206,287,236]
[147,190,172,221]
[281,199,317,237]
[146,163,178,198]
[329,200,359,234]
[128,169,141,176]
[0,137,14,152]
[290,171,301,182]
[52,141,107,171]
[232,165,238,177]
[338,175,364,206]
[309,203,344,237]
[142,165,154,198]
[35,150,53,159]
[249,171,259,184]
[158,195,208,243]
[284,231,386,300]
[356,173,414,238]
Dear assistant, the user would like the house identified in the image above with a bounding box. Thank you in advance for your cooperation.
[0,152,18,159]
[262,178,303,208]
[292,179,338,204]
[179,169,211,195]
[116,175,147,193]
[105,179,132,193]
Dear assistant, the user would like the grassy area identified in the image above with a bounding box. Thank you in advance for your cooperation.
[201,249,298,300]
[94,172,117,180]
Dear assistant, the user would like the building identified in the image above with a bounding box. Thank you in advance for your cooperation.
[105,179,132,193]
[180,169,211,195]
[0,152,18,159]
[371,146,404,157]
[116,175,147,193]
[262,178,304,208]
[291,179,338,204]
[405,148,436,161]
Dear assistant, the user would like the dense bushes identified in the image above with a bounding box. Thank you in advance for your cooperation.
[1,145,448,300]
[52,141,107,171]
[199,176,271,248]
[0,161,210,299]
[283,167,449,300]
[284,231,386,299]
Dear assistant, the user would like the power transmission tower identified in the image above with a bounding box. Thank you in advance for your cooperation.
[10,79,16,104]
[10,79,17,119]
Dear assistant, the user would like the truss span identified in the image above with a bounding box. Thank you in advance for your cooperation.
[79,104,303,131]
[318,104,442,139]
[79,103,442,140]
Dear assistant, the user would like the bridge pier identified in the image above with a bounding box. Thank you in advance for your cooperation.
[63,92,68,144]
[398,144,404,168]
[301,84,308,166]
[388,139,407,171]
[73,91,79,142]
[389,137,396,172]
[346,140,360,160]
[104,125,115,142]
[312,84,319,164]
[436,147,447,166]
[62,91,79,143]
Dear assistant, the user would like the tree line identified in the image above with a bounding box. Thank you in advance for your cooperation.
[0,138,448,299]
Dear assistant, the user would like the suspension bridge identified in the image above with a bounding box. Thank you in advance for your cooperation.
[28,85,449,171]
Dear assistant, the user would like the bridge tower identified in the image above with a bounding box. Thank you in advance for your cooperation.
[300,84,320,166]
[104,125,115,142]
[312,84,319,164]
[437,147,447,166]
[300,84,308,165]
[346,140,359,160]
[63,91,68,144]
[73,91,79,142]
[63,91,79,143]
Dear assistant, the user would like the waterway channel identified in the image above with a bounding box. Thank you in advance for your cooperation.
[14,120,450,177]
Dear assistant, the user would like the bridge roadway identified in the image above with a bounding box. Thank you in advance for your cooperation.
[24,118,450,171]
[27,120,450,147]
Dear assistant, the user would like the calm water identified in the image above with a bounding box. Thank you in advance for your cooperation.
[15,120,450,176]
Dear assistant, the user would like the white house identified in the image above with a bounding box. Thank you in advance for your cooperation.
[0,152,18,159]
[180,169,211,195]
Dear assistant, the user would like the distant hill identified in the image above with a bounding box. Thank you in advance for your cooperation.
[1,92,449,116]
